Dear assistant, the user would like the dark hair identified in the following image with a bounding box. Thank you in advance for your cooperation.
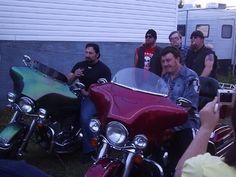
[85,43,101,59]
[169,31,182,40]
[145,29,157,40]
[161,46,181,59]
[224,100,236,168]
[190,30,204,39]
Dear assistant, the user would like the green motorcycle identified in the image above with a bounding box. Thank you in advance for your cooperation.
[0,55,83,158]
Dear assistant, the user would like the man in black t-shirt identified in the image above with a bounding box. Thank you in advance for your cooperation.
[68,43,111,157]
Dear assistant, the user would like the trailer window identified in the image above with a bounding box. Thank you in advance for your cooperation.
[221,25,232,38]
[177,25,186,37]
[196,25,209,38]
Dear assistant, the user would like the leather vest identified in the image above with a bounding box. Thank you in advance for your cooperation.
[137,46,162,76]
[186,46,217,78]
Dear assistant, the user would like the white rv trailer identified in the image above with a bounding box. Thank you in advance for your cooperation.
[178,7,236,75]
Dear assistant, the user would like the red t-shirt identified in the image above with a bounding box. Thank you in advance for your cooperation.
[135,47,156,71]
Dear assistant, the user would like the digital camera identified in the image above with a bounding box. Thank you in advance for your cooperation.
[217,89,236,105]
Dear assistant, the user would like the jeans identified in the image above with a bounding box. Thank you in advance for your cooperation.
[164,128,197,177]
[80,96,96,153]
[0,160,51,177]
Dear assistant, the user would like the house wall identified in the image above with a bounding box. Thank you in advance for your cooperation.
[0,0,178,109]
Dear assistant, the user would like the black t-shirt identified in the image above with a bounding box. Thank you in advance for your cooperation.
[71,60,111,90]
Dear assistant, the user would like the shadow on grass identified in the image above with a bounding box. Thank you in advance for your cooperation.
[24,144,92,177]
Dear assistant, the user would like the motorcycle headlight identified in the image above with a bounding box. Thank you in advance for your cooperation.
[133,134,148,150]
[18,97,35,113]
[89,119,101,133]
[7,92,17,103]
[106,121,128,146]
[38,108,47,119]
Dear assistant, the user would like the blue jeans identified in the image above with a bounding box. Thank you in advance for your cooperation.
[0,160,51,177]
[80,96,96,153]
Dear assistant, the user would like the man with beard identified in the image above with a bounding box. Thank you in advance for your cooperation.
[185,30,217,78]
[134,29,162,76]
[161,46,200,177]
[68,43,111,158]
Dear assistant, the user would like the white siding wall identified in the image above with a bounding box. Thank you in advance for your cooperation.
[0,0,177,43]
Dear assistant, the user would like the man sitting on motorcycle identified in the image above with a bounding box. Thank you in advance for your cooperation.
[161,46,200,177]
[67,43,111,159]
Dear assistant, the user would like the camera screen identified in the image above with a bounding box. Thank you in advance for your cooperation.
[220,93,233,103]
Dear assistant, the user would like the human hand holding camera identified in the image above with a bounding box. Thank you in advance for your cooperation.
[217,88,236,119]
[199,97,219,131]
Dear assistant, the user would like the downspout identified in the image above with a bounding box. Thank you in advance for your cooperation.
[184,9,189,47]
[232,18,236,75]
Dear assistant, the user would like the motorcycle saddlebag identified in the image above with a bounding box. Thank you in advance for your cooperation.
[208,123,234,156]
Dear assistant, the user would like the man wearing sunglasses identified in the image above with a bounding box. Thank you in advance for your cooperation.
[134,29,162,76]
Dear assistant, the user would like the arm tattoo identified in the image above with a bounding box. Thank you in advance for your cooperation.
[205,54,214,62]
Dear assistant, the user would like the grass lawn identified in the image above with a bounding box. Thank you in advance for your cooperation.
[0,109,92,177]
[24,145,92,177]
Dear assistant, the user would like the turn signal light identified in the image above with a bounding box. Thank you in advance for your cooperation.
[133,154,143,164]
[91,137,99,149]
[36,124,44,128]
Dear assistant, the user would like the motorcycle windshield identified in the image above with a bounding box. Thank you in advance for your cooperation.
[112,67,168,96]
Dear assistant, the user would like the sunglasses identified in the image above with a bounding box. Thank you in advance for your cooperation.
[145,35,153,39]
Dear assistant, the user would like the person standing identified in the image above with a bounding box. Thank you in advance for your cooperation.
[134,29,162,76]
[185,30,217,78]
[67,43,111,157]
[169,31,188,65]
[161,46,200,177]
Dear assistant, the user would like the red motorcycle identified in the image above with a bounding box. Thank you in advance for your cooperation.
[84,68,234,177]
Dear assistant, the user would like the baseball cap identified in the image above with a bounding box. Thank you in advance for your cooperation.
[190,30,204,39]
[145,29,157,40]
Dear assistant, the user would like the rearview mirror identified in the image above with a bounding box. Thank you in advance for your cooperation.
[75,81,85,90]
[176,97,192,108]
[22,55,32,66]
[97,78,108,84]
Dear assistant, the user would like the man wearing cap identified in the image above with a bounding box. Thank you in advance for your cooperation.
[185,30,217,78]
[134,29,162,76]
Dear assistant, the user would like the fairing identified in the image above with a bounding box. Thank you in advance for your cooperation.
[85,158,122,177]
[90,68,187,143]
[10,66,79,112]
[0,123,26,147]
[10,67,76,100]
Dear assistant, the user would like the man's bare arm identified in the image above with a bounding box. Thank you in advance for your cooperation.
[134,51,138,67]
[174,98,219,177]
[200,54,214,77]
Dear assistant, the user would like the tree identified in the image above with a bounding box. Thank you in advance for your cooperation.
[178,0,184,8]
[195,4,201,8]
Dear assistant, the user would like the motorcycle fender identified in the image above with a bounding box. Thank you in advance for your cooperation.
[0,123,26,147]
[85,158,123,177]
